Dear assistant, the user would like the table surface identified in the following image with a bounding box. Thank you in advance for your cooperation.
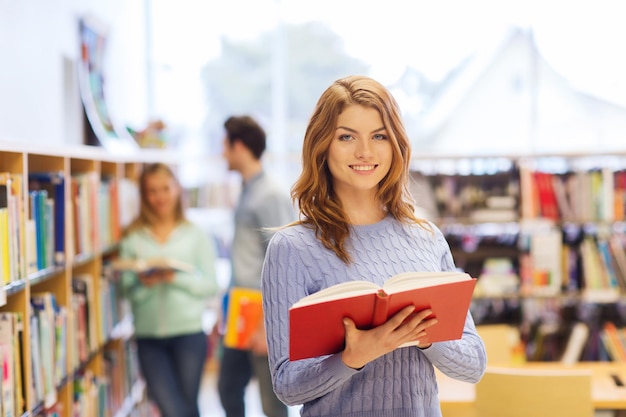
[436,362,626,410]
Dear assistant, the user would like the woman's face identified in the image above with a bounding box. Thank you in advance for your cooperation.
[144,170,179,219]
[326,104,392,199]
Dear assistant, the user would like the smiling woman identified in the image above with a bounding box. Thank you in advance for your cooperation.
[260,75,486,417]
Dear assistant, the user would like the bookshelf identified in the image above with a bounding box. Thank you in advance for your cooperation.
[411,152,626,362]
[0,142,172,417]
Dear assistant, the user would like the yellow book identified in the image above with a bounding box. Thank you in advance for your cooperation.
[0,172,10,284]
[223,287,263,349]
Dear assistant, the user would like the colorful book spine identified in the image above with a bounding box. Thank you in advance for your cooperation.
[29,190,49,271]
[30,292,60,408]
[0,312,19,417]
[28,171,65,265]
[0,172,14,284]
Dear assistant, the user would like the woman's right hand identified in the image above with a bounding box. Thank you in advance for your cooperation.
[138,269,175,287]
[340,305,438,370]
[138,272,160,287]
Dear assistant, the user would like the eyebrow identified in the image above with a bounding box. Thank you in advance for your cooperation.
[335,126,386,133]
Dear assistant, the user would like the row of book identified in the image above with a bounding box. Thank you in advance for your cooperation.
[446,221,626,298]
[419,166,626,225]
[517,299,606,362]
[35,343,146,417]
[0,271,130,416]
[0,170,139,286]
[72,368,120,417]
[419,161,626,365]
[521,167,626,224]
[104,340,145,417]
[423,170,519,222]
[518,225,626,299]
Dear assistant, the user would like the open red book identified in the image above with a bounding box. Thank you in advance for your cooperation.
[289,271,477,361]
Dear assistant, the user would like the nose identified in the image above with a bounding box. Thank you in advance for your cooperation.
[355,139,372,159]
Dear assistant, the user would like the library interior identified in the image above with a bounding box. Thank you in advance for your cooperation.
[2,1,626,416]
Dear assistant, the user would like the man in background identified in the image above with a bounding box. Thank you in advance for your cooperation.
[217,115,293,417]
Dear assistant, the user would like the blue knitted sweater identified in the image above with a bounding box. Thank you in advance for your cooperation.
[261,215,486,417]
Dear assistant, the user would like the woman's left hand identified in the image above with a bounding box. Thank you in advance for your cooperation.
[340,305,438,369]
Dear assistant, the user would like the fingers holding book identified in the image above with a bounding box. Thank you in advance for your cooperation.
[340,306,438,369]
[401,308,438,350]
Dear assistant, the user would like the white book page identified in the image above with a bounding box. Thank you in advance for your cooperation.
[383,271,472,294]
[291,280,379,308]
[290,271,472,308]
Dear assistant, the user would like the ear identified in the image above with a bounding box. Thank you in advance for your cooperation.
[232,139,252,157]
[232,139,244,151]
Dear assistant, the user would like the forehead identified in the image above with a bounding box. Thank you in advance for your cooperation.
[144,170,173,185]
[336,105,383,130]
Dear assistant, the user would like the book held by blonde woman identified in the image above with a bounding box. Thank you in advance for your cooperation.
[111,257,195,274]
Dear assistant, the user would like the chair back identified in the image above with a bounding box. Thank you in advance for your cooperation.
[476,324,520,365]
[475,366,594,417]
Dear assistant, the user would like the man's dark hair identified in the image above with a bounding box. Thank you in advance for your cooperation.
[223,115,266,160]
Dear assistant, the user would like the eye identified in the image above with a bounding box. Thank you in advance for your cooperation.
[338,134,354,141]
[373,133,388,141]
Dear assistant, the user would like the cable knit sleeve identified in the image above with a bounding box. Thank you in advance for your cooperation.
[262,231,359,406]
[421,311,487,383]
[421,223,487,383]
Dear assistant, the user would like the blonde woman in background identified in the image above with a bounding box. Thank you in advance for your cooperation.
[119,162,218,417]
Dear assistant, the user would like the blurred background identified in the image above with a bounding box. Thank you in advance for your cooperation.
[1,0,625,191]
[3,3,626,412]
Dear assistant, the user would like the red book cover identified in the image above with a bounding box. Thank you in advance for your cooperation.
[533,171,559,221]
[615,171,626,221]
[288,271,477,361]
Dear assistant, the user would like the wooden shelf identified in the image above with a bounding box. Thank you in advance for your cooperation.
[0,143,167,416]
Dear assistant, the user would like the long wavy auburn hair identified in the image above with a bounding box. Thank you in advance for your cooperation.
[291,75,430,264]
[124,162,186,236]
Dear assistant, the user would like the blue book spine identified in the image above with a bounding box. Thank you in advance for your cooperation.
[29,191,45,271]
[29,172,65,265]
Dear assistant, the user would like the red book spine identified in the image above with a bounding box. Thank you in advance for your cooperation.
[371,290,390,327]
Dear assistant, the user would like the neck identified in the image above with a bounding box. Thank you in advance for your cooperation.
[153,215,177,227]
[346,208,386,225]
[339,193,386,225]
[240,160,263,182]
[149,217,178,243]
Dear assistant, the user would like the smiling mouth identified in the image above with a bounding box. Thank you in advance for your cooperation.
[350,165,377,171]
